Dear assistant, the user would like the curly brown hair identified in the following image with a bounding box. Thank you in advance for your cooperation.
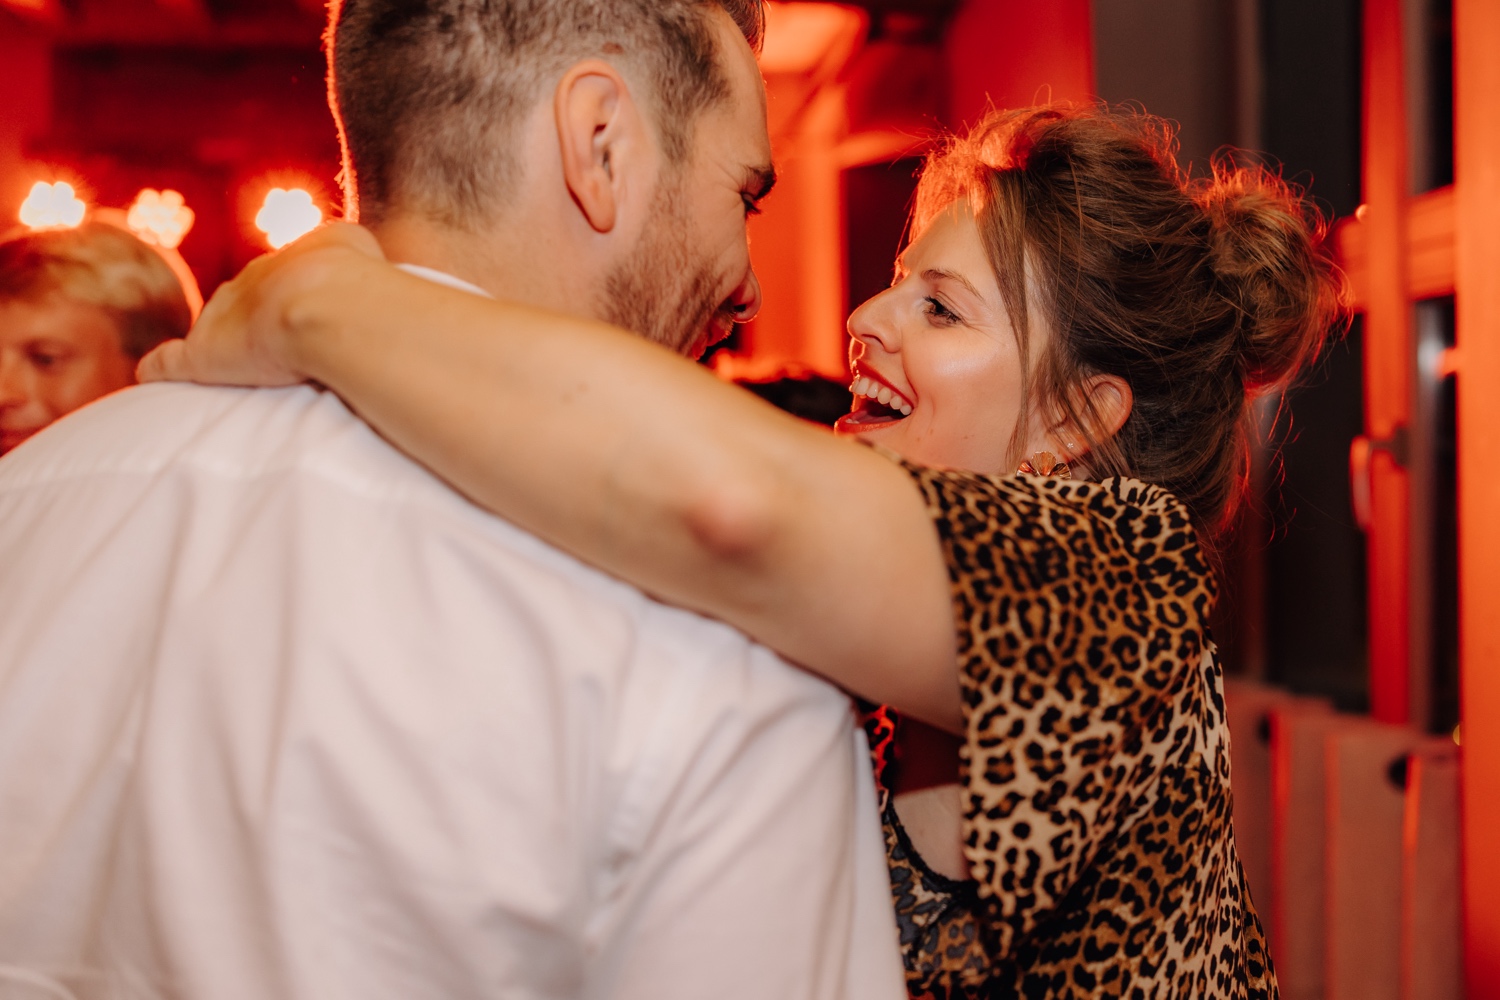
[913,104,1350,537]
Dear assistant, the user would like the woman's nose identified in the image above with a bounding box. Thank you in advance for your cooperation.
[846,286,901,354]
[729,269,762,324]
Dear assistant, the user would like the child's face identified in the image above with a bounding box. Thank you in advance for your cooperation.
[0,295,138,455]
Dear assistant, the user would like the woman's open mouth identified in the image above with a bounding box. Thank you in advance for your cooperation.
[834,371,913,434]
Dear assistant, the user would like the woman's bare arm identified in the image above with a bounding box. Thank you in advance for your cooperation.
[141,228,961,731]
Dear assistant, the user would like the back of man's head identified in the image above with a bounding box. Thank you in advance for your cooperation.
[328,0,765,230]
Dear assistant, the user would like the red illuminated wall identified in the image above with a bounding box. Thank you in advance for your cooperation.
[0,8,340,299]
[945,0,1094,129]
[0,15,54,218]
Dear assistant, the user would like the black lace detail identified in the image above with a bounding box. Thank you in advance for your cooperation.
[882,801,994,999]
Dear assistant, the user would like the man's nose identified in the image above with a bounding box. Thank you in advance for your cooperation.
[0,356,26,410]
[728,269,763,324]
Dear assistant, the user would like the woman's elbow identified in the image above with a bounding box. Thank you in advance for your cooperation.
[679,471,784,567]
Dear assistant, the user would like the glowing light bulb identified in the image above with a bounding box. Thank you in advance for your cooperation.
[19,181,87,230]
[254,188,322,249]
[127,188,195,249]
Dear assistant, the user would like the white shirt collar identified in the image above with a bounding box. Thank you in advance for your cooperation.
[394,262,493,299]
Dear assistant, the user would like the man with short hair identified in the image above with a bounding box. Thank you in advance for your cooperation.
[331,0,773,357]
[0,3,904,999]
[0,221,191,454]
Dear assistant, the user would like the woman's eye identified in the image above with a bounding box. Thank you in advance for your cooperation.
[741,194,762,217]
[924,296,960,324]
[28,351,59,368]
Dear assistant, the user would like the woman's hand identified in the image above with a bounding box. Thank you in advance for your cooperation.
[137,222,386,387]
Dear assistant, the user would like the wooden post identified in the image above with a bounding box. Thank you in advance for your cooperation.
[1454,0,1500,991]
[1360,0,1413,726]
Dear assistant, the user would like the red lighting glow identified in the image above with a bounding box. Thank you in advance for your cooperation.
[18,181,87,231]
[254,187,321,249]
[758,2,866,75]
[127,188,195,250]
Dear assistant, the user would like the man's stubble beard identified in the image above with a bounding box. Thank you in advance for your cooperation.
[600,170,730,357]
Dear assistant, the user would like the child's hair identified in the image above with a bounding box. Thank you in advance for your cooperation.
[914,104,1349,537]
[0,221,192,359]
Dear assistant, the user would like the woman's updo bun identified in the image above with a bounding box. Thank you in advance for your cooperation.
[914,104,1350,539]
[1194,160,1345,394]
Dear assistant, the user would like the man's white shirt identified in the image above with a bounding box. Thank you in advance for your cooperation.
[0,275,903,1000]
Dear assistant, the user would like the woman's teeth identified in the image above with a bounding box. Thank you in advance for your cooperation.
[849,376,913,416]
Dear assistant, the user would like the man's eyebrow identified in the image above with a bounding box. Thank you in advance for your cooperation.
[743,166,777,202]
[923,267,987,302]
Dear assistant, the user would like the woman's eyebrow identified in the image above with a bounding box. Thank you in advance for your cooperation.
[922,268,985,301]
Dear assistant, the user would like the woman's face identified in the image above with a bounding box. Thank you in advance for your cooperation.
[835,198,1044,473]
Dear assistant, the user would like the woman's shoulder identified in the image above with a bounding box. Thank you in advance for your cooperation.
[895,458,1195,544]
[894,460,1217,610]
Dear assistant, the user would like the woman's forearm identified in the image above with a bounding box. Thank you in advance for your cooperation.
[286,262,962,730]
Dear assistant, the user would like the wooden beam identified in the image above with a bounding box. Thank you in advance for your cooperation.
[1454,0,1500,992]
[1336,186,1456,310]
[834,129,931,170]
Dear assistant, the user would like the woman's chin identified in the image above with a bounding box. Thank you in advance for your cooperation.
[833,419,990,474]
[833,413,913,456]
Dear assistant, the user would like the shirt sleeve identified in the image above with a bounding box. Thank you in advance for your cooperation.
[897,463,1218,959]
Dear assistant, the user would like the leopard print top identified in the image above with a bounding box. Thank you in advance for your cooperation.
[880,463,1276,1000]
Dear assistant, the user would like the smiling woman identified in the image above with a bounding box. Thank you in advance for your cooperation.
[836,199,1045,473]
[0,221,191,455]
[141,104,1345,998]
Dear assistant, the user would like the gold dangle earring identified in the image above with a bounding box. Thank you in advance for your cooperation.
[1016,450,1072,479]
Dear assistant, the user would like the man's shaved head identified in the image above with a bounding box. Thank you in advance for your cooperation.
[327,0,765,229]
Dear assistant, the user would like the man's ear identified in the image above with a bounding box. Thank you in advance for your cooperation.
[554,60,641,234]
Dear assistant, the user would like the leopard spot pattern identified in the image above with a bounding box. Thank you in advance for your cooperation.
[884,464,1276,1000]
